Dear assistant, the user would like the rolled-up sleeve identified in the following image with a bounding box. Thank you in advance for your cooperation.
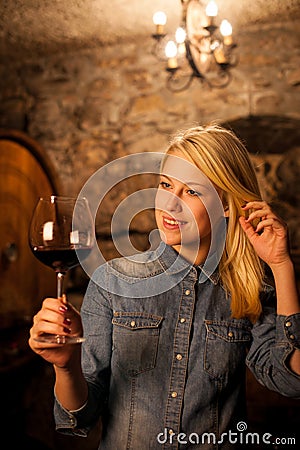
[281,314,300,350]
[54,395,89,436]
[246,288,300,398]
[54,375,107,436]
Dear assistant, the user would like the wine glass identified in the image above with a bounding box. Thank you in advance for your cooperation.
[29,196,94,344]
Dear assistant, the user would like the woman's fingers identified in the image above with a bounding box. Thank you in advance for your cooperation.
[242,201,286,230]
[30,297,76,344]
[30,324,65,345]
[240,201,290,266]
[242,200,269,210]
[255,217,287,234]
[42,296,68,313]
[239,216,258,240]
[30,315,70,340]
[36,300,71,326]
[242,201,269,219]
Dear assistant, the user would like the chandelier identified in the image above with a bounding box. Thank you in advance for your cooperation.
[151,0,237,91]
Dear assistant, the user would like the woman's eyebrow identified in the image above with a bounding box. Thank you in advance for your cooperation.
[185,181,206,188]
[161,174,206,188]
[160,174,172,181]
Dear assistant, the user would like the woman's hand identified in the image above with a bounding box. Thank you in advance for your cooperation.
[239,201,291,269]
[28,295,83,370]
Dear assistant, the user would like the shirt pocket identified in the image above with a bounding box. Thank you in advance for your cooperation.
[204,320,252,380]
[112,311,163,377]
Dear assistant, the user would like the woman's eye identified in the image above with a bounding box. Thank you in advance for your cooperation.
[159,181,171,189]
[187,189,201,197]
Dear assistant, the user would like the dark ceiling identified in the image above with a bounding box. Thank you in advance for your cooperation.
[1,0,300,61]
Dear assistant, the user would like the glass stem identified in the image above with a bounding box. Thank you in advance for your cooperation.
[57,272,65,298]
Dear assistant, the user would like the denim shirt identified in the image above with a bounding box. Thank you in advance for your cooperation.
[54,242,300,449]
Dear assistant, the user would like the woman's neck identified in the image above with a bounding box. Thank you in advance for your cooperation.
[172,235,211,266]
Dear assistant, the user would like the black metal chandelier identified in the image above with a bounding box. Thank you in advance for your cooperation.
[152,0,237,91]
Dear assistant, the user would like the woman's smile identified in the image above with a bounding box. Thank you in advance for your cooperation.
[162,215,187,230]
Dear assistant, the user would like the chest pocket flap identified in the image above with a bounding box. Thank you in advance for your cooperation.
[112,311,163,330]
[205,321,252,343]
[204,320,252,380]
[112,311,163,376]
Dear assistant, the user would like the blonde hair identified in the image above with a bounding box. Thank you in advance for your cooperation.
[166,124,264,323]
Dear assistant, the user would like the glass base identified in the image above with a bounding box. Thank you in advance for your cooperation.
[34,333,85,344]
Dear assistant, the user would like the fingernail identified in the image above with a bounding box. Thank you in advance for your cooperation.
[63,327,71,334]
[59,305,68,313]
[63,318,71,325]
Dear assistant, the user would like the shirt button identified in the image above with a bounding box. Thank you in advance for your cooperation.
[289,334,295,340]
[171,391,178,398]
[130,321,136,327]
[185,289,191,295]
[176,354,183,361]
[180,318,186,323]
[285,321,292,327]
[228,331,234,338]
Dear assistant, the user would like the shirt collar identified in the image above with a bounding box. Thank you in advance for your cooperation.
[198,264,220,285]
[197,250,221,285]
[156,241,220,285]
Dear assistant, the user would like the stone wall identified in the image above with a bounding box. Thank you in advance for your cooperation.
[0,19,299,272]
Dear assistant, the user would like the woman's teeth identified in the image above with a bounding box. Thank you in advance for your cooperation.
[164,218,184,225]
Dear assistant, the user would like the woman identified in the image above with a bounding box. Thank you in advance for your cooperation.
[29,125,300,449]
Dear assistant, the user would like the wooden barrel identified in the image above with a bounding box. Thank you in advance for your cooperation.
[0,130,59,320]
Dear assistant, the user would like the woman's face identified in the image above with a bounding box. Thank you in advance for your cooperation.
[155,150,224,264]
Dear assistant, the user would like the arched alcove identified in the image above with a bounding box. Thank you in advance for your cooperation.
[224,115,300,154]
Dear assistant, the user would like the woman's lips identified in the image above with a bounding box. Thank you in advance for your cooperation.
[162,216,187,230]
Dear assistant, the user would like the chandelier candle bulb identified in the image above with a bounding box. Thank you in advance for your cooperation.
[167,57,178,69]
[220,20,233,46]
[175,27,186,44]
[153,11,167,36]
[206,0,218,26]
[214,46,227,64]
[206,0,218,16]
[165,40,178,69]
[175,27,187,55]
[177,42,186,55]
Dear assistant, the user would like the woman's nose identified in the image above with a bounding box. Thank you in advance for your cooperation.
[165,192,182,212]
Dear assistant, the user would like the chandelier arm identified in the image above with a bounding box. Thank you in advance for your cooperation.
[166,72,195,92]
[205,70,232,89]
[227,49,239,68]
[151,37,169,61]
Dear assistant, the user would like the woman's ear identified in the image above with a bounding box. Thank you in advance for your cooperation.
[218,191,229,217]
[223,205,230,217]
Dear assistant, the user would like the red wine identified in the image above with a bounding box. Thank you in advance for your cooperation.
[32,246,92,272]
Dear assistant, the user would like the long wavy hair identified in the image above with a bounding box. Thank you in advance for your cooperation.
[165,124,264,323]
